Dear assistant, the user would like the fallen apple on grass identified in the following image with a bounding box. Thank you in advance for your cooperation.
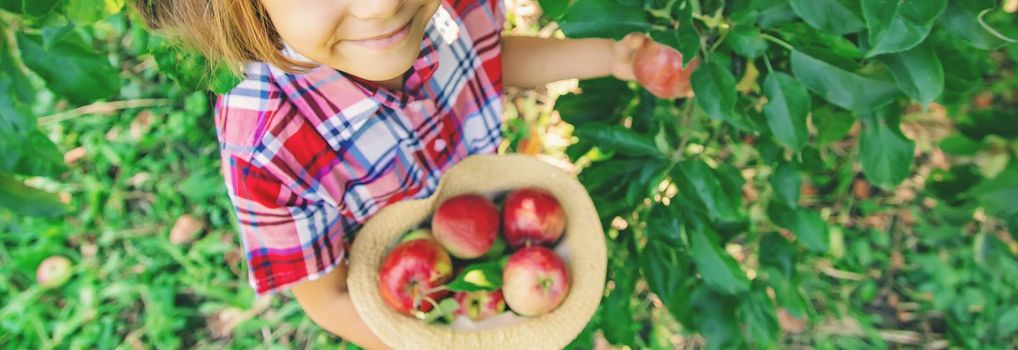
[501,246,570,317]
[432,194,500,259]
[36,255,72,288]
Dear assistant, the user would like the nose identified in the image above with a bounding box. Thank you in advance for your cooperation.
[349,0,404,20]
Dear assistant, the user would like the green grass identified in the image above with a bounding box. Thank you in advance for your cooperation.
[0,82,357,348]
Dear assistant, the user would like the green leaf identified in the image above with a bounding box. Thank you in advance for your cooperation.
[764,266,811,318]
[861,0,946,57]
[788,0,865,35]
[639,242,692,324]
[13,130,66,177]
[738,286,779,348]
[104,0,125,13]
[151,42,240,93]
[668,0,700,66]
[754,0,798,28]
[937,2,1009,50]
[650,27,700,67]
[879,43,943,108]
[19,0,60,17]
[538,0,569,19]
[0,80,35,172]
[0,173,66,217]
[690,225,750,295]
[692,60,750,130]
[558,0,653,40]
[480,236,507,260]
[691,286,742,350]
[574,124,661,157]
[763,73,811,151]
[966,166,1018,225]
[646,204,685,247]
[759,234,797,278]
[624,158,669,205]
[581,159,651,216]
[812,105,855,146]
[727,25,768,58]
[0,80,33,135]
[555,78,631,127]
[776,22,864,59]
[65,0,107,23]
[602,258,637,346]
[16,32,120,105]
[673,160,743,224]
[0,0,19,12]
[0,33,34,105]
[445,260,503,292]
[790,50,900,112]
[770,161,800,208]
[421,297,461,323]
[209,63,243,94]
[997,307,1018,337]
[767,202,829,253]
[858,106,915,188]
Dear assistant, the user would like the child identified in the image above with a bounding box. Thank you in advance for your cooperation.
[136,0,681,348]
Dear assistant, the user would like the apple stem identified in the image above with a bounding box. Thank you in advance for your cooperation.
[421,296,441,314]
[424,285,448,295]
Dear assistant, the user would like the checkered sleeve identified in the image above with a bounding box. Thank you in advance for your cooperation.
[215,78,349,297]
[492,0,505,31]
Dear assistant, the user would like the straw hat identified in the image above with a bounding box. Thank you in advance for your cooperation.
[348,154,607,350]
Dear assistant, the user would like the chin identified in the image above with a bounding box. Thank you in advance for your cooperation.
[341,51,417,81]
[330,16,429,82]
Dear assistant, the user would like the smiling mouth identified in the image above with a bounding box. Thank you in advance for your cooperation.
[347,19,413,49]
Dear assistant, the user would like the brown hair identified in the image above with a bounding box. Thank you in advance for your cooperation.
[132,0,316,75]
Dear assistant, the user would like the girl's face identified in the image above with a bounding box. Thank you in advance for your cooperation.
[261,0,442,82]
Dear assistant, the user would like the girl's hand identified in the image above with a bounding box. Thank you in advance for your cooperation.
[613,32,699,99]
[610,33,648,82]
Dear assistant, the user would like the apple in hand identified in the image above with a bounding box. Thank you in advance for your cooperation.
[454,289,506,321]
[503,188,566,248]
[432,194,500,259]
[634,39,700,99]
[378,239,454,316]
[502,246,570,317]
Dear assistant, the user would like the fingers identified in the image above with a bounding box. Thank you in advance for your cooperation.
[614,33,645,64]
[621,32,647,50]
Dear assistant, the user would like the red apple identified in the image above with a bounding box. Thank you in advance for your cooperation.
[502,246,570,317]
[634,40,700,99]
[431,194,499,259]
[454,289,506,321]
[378,239,454,316]
[36,255,72,288]
[503,188,566,248]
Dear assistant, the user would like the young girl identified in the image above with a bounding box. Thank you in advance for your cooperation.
[136,0,678,348]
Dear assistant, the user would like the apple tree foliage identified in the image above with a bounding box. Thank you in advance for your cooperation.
[0,0,238,219]
[2,0,1018,348]
[538,0,1018,348]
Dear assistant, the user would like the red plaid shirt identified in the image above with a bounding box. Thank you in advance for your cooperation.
[214,0,505,296]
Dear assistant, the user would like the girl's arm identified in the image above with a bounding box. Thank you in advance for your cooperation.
[501,34,645,88]
[291,259,391,350]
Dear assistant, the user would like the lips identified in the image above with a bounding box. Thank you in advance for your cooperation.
[348,19,413,49]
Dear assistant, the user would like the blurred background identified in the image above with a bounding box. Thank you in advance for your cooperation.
[2,0,1017,349]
